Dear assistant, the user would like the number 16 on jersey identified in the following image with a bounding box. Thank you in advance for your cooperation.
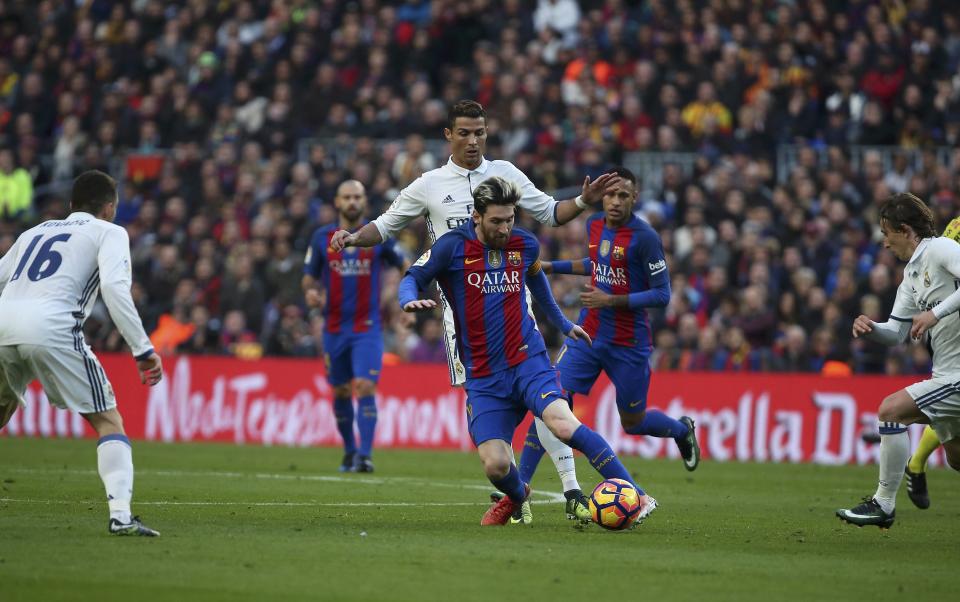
[10,234,73,282]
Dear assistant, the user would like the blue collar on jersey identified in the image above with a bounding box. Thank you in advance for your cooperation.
[446,155,491,177]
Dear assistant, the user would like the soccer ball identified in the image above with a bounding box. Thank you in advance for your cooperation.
[588,478,641,530]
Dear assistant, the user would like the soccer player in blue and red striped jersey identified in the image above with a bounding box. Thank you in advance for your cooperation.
[519,167,700,489]
[303,180,406,473]
[399,175,655,526]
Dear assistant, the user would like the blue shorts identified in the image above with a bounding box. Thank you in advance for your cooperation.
[464,353,565,446]
[557,338,651,415]
[322,331,383,386]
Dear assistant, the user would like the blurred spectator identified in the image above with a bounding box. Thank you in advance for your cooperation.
[408,317,448,364]
[0,0,955,379]
[0,148,33,220]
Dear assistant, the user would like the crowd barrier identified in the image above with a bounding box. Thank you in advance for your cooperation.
[1,354,946,466]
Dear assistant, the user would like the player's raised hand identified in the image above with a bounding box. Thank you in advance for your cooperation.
[329,229,356,252]
[851,315,874,338]
[579,284,611,308]
[567,324,593,346]
[581,172,622,205]
[910,310,939,340]
[403,299,437,312]
[137,352,163,386]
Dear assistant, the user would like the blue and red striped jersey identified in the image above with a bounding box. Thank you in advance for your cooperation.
[404,222,546,379]
[579,213,668,348]
[304,223,405,335]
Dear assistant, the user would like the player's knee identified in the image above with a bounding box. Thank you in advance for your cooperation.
[620,411,645,432]
[544,415,578,443]
[480,454,510,480]
[353,379,376,398]
[877,395,902,423]
[333,384,352,399]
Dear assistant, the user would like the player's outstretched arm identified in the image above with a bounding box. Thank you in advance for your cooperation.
[856,314,911,345]
[543,258,591,276]
[397,237,456,312]
[330,223,384,251]
[526,261,576,334]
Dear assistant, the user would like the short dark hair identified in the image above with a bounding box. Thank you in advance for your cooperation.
[472,176,520,215]
[879,192,936,238]
[605,166,639,188]
[70,170,117,214]
[448,100,486,130]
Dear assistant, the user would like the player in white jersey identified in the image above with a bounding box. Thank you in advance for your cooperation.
[0,170,163,536]
[331,100,621,523]
[837,193,960,529]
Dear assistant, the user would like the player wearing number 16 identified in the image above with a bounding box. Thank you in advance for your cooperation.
[0,170,164,536]
[399,176,655,525]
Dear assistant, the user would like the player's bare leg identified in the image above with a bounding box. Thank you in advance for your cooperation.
[84,409,158,537]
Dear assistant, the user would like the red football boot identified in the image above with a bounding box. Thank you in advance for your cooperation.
[481,485,530,526]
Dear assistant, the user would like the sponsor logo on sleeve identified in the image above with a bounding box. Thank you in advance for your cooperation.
[414,250,431,266]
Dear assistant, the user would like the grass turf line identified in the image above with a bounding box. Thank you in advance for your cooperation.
[1,437,958,602]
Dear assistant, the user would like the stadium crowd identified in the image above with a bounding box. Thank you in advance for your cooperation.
[1,0,960,375]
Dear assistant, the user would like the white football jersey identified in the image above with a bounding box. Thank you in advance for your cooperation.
[892,236,960,378]
[0,212,152,357]
[373,156,558,243]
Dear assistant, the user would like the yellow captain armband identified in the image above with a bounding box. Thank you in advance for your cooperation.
[528,259,543,275]
[943,217,960,243]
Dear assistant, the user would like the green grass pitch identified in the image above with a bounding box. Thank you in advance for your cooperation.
[1,436,958,601]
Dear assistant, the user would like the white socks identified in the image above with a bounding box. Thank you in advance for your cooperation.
[97,435,134,524]
[535,417,581,493]
[874,424,910,514]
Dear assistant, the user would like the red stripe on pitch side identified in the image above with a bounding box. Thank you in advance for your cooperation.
[326,230,343,334]
[464,239,491,377]
[581,219,603,338]
[611,227,635,346]
[502,236,527,368]
[353,248,373,333]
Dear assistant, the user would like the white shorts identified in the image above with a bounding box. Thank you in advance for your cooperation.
[0,344,116,414]
[905,376,960,443]
[438,289,466,386]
